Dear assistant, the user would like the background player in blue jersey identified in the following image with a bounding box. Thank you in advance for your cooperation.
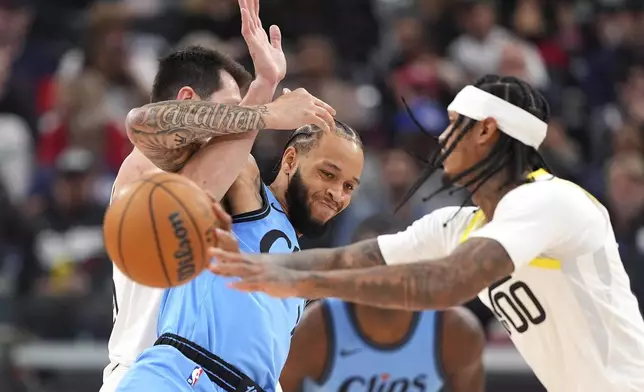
[280,215,484,392]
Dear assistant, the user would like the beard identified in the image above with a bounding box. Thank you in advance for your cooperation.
[285,169,329,238]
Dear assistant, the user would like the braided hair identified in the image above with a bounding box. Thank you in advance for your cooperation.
[273,120,363,172]
[398,74,551,209]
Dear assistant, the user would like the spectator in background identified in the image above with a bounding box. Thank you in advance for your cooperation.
[389,17,460,139]
[448,0,548,89]
[590,62,644,169]
[0,0,36,204]
[26,147,109,298]
[538,118,583,182]
[40,3,143,177]
[605,153,644,315]
[0,47,34,203]
[16,147,111,340]
[0,179,36,297]
[285,35,375,131]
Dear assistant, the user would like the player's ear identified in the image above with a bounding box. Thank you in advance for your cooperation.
[176,86,200,101]
[477,117,499,146]
[282,146,298,175]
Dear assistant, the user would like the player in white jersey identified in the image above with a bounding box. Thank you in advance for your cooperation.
[208,75,644,392]
[101,1,336,390]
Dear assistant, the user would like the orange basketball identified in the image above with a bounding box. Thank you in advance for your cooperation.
[103,172,219,288]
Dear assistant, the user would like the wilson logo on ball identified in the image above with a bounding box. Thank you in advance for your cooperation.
[169,211,196,282]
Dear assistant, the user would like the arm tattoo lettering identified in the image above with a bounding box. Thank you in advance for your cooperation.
[282,239,386,271]
[296,238,514,310]
[127,101,269,172]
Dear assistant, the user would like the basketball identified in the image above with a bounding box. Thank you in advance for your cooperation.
[103,172,219,288]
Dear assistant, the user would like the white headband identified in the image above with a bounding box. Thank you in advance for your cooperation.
[447,85,547,149]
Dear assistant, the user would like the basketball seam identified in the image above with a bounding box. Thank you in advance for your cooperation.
[112,178,158,278]
[156,183,208,274]
[148,184,173,287]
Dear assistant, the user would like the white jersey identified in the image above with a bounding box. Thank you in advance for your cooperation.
[377,170,644,392]
[101,182,163,391]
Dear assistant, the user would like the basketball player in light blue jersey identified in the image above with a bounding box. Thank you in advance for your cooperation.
[280,215,484,392]
[117,120,364,392]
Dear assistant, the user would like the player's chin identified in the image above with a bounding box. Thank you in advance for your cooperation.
[311,203,338,223]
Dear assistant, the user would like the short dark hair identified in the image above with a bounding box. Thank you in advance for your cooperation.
[399,74,550,208]
[352,214,406,243]
[151,46,252,102]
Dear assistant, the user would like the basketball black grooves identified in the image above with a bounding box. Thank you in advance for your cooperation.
[113,174,208,287]
[115,177,160,278]
[156,181,208,278]
[148,183,173,287]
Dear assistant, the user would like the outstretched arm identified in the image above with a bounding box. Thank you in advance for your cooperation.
[210,237,513,310]
[126,101,269,173]
[287,238,510,310]
[211,181,606,311]
[273,238,387,271]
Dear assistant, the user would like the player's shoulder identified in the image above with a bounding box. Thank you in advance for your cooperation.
[415,206,479,233]
[292,300,330,343]
[441,307,484,339]
[506,173,602,214]
[226,154,262,206]
[112,149,161,199]
[231,155,261,185]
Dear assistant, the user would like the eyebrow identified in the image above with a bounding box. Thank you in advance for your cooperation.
[322,160,360,185]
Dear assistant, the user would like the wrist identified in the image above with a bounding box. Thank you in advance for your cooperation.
[253,75,281,89]
[249,77,279,95]
[260,103,278,130]
[292,271,322,299]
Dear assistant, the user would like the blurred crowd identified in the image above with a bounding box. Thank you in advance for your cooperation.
[0,0,642,349]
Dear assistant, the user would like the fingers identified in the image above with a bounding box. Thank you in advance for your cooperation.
[309,115,331,133]
[204,191,232,232]
[314,98,336,117]
[313,106,336,132]
[209,262,256,278]
[229,279,264,292]
[214,228,239,253]
[211,202,232,232]
[208,248,243,263]
[281,88,291,96]
[240,7,252,35]
[250,0,260,29]
[269,25,282,51]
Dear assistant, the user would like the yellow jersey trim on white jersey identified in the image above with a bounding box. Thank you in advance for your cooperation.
[458,169,563,270]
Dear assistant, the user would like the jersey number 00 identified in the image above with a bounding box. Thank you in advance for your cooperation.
[489,278,546,334]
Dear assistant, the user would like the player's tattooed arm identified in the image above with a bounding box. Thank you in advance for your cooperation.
[291,238,514,310]
[126,101,269,172]
[278,239,386,271]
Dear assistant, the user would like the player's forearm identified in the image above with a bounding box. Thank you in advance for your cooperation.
[126,101,270,172]
[179,79,278,200]
[292,238,514,310]
[279,239,386,271]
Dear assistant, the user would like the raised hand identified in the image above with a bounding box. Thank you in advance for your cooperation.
[239,0,285,85]
[263,88,336,132]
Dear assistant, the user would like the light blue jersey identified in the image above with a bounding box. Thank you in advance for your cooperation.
[303,299,444,392]
[117,183,305,392]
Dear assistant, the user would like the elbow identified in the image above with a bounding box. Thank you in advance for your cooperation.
[125,107,146,144]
